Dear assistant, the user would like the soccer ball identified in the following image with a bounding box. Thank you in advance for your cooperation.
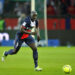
[63,65,72,74]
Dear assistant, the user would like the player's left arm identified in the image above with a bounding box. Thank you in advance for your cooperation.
[35,26,41,42]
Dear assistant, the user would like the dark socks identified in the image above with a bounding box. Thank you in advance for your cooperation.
[33,50,38,68]
[5,49,14,56]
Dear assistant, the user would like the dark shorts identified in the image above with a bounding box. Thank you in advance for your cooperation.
[14,33,35,49]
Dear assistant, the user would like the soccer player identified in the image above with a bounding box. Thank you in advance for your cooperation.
[2,11,42,71]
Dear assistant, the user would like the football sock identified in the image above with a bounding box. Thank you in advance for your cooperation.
[5,49,14,56]
[33,50,38,68]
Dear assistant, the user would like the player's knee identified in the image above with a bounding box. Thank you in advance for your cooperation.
[13,49,18,54]
[13,51,17,54]
[32,47,37,51]
[14,51,17,54]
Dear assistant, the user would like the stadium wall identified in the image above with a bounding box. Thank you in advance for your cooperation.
[4,18,75,30]
[0,30,75,46]
[0,18,75,46]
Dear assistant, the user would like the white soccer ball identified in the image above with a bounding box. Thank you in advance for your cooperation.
[63,65,72,74]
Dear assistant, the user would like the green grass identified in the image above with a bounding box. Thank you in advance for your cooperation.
[0,47,75,75]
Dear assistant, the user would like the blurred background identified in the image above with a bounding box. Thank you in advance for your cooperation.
[0,0,75,47]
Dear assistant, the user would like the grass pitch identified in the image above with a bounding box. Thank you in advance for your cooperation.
[0,47,75,75]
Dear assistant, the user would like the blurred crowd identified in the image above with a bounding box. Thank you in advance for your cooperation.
[0,0,31,30]
[3,0,31,17]
[0,0,75,30]
[47,0,75,16]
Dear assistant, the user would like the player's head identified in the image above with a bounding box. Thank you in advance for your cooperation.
[31,11,37,21]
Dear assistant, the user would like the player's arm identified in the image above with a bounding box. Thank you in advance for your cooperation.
[20,21,37,35]
[21,25,30,34]
[35,26,41,42]
[21,25,37,35]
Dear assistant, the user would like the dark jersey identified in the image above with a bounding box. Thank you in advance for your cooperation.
[17,16,38,39]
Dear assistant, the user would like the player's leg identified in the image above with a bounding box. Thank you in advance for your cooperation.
[2,35,23,61]
[28,43,38,67]
[4,39,23,56]
[25,36,42,71]
[27,42,42,71]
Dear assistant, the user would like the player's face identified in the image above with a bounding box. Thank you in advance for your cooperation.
[32,14,37,20]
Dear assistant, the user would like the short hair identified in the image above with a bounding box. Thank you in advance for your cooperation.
[31,11,37,17]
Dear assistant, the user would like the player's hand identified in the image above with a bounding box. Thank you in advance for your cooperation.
[31,32,37,35]
[37,35,41,42]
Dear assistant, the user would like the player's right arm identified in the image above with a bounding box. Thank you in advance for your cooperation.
[20,22,37,35]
